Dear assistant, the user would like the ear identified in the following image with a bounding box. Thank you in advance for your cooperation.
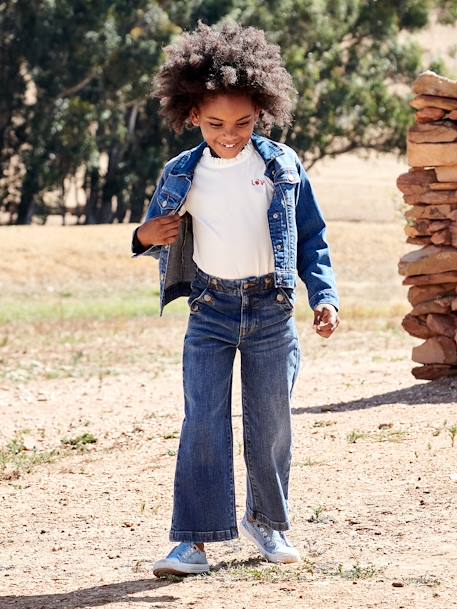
[190,107,200,127]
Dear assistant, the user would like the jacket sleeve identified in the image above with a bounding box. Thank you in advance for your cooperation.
[295,157,340,312]
[131,169,167,260]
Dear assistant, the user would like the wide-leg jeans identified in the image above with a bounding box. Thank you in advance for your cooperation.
[169,267,301,543]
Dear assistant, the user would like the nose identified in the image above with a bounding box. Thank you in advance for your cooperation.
[222,126,238,140]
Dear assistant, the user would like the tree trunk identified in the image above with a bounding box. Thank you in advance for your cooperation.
[16,169,39,225]
[129,181,147,223]
[84,168,99,225]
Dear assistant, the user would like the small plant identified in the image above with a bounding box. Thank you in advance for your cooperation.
[308,505,327,523]
[294,457,324,467]
[448,425,457,447]
[337,562,382,580]
[163,431,179,439]
[61,432,97,448]
[312,420,336,428]
[405,574,441,587]
[0,431,57,480]
[346,430,365,444]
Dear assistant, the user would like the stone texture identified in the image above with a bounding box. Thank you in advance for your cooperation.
[410,296,454,316]
[450,224,457,248]
[410,94,457,112]
[398,246,457,276]
[396,169,436,195]
[412,335,457,365]
[412,364,457,380]
[420,190,457,204]
[430,182,457,190]
[406,236,430,246]
[404,205,457,221]
[407,142,457,167]
[412,71,457,99]
[416,107,446,122]
[408,283,456,306]
[402,314,433,339]
[402,270,457,286]
[408,122,457,143]
[435,165,457,182]
[426,313,457,338]
[431,228,451,245]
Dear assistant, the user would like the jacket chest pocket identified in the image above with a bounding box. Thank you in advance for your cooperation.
[158,191,183,215]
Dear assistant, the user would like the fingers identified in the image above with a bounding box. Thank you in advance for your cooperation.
[155,215,182,226]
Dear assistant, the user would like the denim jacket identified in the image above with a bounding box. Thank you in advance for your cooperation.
[132,133,339,315]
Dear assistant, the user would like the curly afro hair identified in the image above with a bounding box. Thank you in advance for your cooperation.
[153,21,297,135]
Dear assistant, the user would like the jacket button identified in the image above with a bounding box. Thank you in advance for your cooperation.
[160,273,165,281]
[276,293,285,302]
[277,244,283,251]
[273,213,279,219]
[203,293,212,302]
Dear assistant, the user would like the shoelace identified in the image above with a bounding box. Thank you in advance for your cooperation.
[180,544,202,559]
[256,524,277,549]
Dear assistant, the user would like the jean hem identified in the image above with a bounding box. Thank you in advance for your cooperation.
[169,526,239,543]
[246,506,290,531]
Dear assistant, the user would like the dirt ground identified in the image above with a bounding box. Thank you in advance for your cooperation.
[2,150,457,609]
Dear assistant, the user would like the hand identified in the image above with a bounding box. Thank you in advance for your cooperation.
[313,304,340,338]
[137,215,182,247]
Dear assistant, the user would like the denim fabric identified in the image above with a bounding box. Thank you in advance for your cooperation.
[169,267,301,543]
[132,133,339,315]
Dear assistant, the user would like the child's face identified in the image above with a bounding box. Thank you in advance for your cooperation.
[190,93,260,159]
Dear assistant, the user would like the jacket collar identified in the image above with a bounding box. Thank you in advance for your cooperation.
[169,133,285,177]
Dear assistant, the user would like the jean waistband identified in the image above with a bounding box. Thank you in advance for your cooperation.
[195,267,276,294]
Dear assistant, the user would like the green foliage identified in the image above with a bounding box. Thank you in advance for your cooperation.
[1,0,456,223]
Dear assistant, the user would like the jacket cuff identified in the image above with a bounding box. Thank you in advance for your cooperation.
[309,290,340,313]
[131,227,162,258]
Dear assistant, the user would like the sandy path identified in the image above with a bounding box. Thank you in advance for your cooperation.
[1,317,457,609]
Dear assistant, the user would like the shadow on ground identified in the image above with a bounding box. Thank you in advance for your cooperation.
[0,558,265,608]
[293,378,457,415]
[1,578,177,609]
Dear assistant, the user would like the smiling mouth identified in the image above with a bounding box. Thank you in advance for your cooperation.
[219,143,238,149]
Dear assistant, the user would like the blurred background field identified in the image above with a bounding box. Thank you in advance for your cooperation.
[0,151,410,325]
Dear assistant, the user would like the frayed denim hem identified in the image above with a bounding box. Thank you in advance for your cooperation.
[246,506,290,531]
[169,526,239,543]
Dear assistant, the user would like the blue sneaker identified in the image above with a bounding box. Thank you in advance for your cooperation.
[241,514,300,563]
[153,543,210,577]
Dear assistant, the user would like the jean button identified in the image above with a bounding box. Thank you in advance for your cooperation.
[273,212,279,219]
[203,293,212,302]
[276,293,285,302]
[277,244,283,251]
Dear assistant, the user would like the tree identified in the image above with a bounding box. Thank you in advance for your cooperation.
[1,0,457,224]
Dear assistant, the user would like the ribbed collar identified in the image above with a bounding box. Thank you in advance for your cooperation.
[200,140,254,168]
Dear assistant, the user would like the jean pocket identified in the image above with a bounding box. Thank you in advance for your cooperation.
[188,284,214,312]
[275,287,295,310]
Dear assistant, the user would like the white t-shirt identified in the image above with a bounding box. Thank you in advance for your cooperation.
[179,140,275,279]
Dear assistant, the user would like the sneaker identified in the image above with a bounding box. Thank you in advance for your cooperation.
[241,514,300,563]
[153,543,210,577]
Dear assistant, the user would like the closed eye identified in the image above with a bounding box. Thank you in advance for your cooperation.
[209,122,250,128]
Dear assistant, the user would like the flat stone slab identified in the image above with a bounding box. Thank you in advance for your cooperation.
[412,70,457,99]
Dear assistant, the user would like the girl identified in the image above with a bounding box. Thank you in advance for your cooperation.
[132,21,340,576]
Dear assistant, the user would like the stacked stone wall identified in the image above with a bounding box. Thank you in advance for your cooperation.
[397,71,457,380]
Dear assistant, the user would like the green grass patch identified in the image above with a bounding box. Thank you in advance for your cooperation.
[0,289,189,324]
[60,432,97,448]
[0,431,58,480]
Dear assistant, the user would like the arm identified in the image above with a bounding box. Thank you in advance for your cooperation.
[131,168,181,259]
[295,158,340,313]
